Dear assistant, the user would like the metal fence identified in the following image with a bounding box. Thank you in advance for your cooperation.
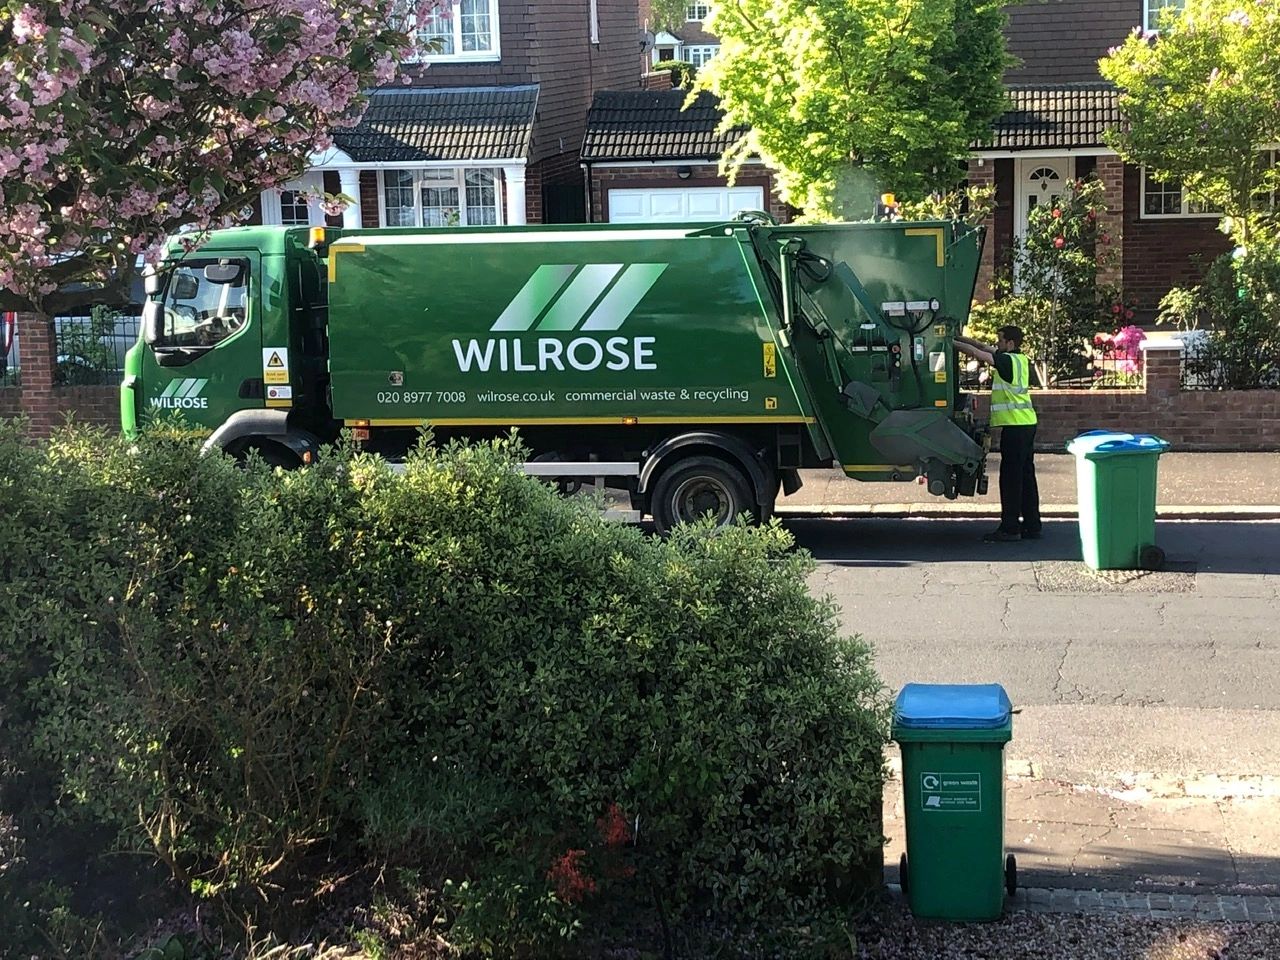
[53,309,141,386]
[1177,330,1280,391]
[957,342,1144,392]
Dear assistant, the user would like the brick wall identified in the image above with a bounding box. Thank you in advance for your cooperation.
[1121,165,1231,311]
[1096,156,1125,291]
[588,163,790,223]
[57,386,118,429]
[3,315,121,438]
[970,345,1280,452]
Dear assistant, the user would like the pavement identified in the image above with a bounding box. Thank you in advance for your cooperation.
[776,451,1280,518]
[778,453,1280,919]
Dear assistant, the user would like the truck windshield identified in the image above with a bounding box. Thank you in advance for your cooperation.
[158,258,249,348]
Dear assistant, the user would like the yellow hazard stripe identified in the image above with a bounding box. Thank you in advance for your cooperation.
[327,242,365,284]
[347,415,817,427]
[905,227,945,267]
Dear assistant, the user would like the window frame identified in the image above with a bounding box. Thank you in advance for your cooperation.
[684,45,719,68]
[1144,0,1185,31]
[685,3,710,22]
[1139,167,1222,219]
[377,167,504,227]
[407,0,501,63]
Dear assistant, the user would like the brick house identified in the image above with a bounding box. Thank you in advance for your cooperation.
[581,89,790,223]
[971,0,1233,314]
[252,0,642,230]
[640,0,720,76]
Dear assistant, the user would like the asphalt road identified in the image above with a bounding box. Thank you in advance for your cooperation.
[790,517,1280,789]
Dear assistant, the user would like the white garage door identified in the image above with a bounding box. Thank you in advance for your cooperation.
[607,185,766,223]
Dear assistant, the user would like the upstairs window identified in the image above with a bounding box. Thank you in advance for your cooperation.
[410,0,499,61]
[686,3,710,22]
[1145,0,1185,31]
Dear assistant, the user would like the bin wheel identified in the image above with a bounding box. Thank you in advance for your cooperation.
[1005,853,1017,897]
[1140,545,1166,571]
[899,853,909,898]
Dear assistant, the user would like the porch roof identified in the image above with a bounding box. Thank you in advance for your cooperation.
[977,83,1122,152]
[331,85,538,163]
[581,89,748,162]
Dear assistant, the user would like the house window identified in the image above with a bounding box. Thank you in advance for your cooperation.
[380,168,502,226]
[685,45,719,68]
[1145,0,1184,30]
[410,0,499,60]
[686,3,710,21]
[1141,168,1221,218]
[278,190,311,227]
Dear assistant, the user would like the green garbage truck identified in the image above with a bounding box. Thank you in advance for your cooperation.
[122,216,990,532]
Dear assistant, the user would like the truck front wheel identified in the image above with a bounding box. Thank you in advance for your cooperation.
[650,456,756,536]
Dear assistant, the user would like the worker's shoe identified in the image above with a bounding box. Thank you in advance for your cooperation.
[1021,528,1044,540]
[982,528,1022,542]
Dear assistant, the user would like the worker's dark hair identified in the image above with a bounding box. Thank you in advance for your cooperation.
[998,325,1025,350]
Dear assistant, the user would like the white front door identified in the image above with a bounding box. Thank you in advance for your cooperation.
[1014,158,1071,239]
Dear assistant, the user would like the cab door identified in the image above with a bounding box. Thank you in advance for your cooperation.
[136,254,264,431]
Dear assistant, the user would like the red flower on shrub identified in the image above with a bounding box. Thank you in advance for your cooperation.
[1112,304,1123,315]
[597,803,632,848]
[1100,233,1112,245]
[1125,309,1135,320]
[1052,208,1062,218]
[547,849,597,904]
[1053,236,1065,249]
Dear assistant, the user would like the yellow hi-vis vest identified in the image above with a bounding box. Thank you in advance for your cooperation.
[990,352,1037,427]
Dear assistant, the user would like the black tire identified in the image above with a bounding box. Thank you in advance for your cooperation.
[1140,544,1165,571]
[899,853,910,898]
[1005,853,1017,896]
[236,441,302,470]
[650,455,756,536]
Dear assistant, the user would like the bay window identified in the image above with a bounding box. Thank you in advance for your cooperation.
[381,168,502,227]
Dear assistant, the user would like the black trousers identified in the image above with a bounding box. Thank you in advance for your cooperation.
[998,424,1041,535]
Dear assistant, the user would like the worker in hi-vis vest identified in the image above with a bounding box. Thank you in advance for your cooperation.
[954,325,1042,542]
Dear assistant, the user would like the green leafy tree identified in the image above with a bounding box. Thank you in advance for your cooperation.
[1099,0,1280,247]
[694,0,1012,218]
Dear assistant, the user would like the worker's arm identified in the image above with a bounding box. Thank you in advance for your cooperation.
[954,337,995,367]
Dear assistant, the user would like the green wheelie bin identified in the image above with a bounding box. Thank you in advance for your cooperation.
[1066,431,1171,571]
[892,683,1015,921]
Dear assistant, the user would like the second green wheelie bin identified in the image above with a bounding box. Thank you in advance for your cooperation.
[1066,431,1171,571]
[893,683,1016,921]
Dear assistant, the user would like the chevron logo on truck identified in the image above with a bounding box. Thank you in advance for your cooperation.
[151,378,210,409]
[452,263,668,373]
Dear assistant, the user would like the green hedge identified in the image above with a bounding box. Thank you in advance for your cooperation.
[0,423,889,956]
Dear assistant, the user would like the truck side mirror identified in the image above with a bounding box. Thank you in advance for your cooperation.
[204,262,243,285]
[142,302,161,345]
[143,266,164,297]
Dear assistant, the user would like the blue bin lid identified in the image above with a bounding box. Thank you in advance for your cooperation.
[893,683,1012,730]
[1067,430,1170,458]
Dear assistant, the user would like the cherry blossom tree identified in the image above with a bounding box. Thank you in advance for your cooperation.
[0,0,438,318]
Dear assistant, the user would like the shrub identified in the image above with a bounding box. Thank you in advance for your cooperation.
[651,59,695,88]
[1158,245,1280,389]
[0,423,890,956]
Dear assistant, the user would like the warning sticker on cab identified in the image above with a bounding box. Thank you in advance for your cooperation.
[920,772,981,812]
[263,347,290,385]
[763,342,777,379]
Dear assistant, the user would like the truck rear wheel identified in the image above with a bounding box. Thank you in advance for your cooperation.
[650,456,756,536]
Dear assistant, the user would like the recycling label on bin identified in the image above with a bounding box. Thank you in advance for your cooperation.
[921,772,982,812]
